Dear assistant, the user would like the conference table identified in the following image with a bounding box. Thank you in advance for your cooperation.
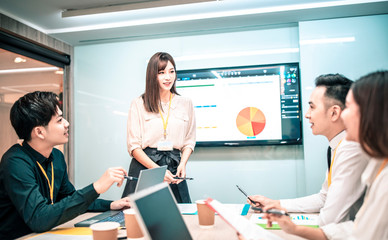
[20,210,308,240]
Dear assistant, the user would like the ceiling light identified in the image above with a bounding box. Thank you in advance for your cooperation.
[14,57,26,63]
[49,0,382,34]
[62,0,214,18]
[0,67,59,74]
[300,37,356,45]
[174,48,299,61]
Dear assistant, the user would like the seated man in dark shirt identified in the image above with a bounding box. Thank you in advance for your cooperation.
[0,91,131,239]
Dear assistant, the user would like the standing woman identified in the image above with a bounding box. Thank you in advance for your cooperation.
[258,70,388,240]
[122,52,196,203]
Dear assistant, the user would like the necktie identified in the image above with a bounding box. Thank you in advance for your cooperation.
[327,146,332,171]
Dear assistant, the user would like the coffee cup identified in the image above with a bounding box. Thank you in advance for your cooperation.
[124,209,144,239]
[196,200,215,228]
[90,221,119,240]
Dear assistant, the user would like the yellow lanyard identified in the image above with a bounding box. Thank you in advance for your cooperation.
[375,158,388,181]
[36,161,54,205]
[158,93,172,140]
[328,139,343,188]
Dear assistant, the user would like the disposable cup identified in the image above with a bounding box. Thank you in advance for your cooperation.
[196,200,215,228]
[90,221,119,240]
[124,209,144,239]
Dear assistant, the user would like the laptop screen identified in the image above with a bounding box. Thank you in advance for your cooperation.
[130,182,192,240]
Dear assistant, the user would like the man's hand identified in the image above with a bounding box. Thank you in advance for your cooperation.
[93,167,127,194]
[110,197,131,210]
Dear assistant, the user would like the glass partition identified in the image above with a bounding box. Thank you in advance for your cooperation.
[0,48,64,158]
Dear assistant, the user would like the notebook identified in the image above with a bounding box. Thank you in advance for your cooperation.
[129,182,192,240]
[74,166,167,227]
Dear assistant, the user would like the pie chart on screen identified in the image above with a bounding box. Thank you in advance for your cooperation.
[236,107,266,137]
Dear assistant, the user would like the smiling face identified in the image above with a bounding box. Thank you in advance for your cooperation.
[341,90,360,142]
[43,107,70,146]
[157,61,176,94]
[305,86,334,138]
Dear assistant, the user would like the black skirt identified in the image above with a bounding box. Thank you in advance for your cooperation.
[121,147,191,203]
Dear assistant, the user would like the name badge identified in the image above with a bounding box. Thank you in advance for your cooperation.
[157,140,173,151]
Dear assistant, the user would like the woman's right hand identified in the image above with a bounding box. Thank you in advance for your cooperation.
[248,195,281,209]
[164,170,178,184]
[263,204,296,234]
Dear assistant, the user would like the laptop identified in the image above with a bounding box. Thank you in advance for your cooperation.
[129,182,192,240]
[134,165,167,193]
[74,166,167,227]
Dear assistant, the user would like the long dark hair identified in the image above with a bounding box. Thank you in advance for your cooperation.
[142,52,179,113]
[352,70,388,158]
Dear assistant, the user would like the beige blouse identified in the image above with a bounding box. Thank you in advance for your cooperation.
[127,95,196,156]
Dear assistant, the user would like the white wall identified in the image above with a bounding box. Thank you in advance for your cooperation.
[74,26,305,203]
[74,14,388,203]
[298,14,388,194]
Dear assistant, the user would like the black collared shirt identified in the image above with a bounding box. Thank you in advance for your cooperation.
[0,143,111,239]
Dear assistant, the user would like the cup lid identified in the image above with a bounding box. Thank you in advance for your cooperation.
[90,222,120,231]
[123,208,136,214]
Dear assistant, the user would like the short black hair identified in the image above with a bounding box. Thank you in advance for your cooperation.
[315,74,353,109]
[10,91,60,141]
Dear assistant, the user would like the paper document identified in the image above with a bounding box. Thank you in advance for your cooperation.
[223,204,251,216]
[205,198,284,240]
[250,213,319,229]
[178,203,250,215]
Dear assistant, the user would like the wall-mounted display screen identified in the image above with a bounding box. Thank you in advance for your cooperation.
[176,63,302,146]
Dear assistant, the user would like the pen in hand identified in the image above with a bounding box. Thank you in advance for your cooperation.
[124,175,138,181]
[235,185,288,216]
[247,196,258,205]
[236,185,258,205]
[251,206,289,216]
[174,177,194,180]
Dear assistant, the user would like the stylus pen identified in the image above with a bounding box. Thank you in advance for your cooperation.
[124,176,138,180]
[252,207,289,216]
[236,185,258,205]
[174,177,194,180]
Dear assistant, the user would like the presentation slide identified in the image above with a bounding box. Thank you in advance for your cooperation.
[176,74,282,142]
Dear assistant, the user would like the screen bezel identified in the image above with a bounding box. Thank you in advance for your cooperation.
[128,182,192,240]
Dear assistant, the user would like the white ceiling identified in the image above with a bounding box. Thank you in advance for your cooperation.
[0,0,388,46]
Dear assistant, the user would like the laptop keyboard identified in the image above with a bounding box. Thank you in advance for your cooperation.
[97,211,125,225]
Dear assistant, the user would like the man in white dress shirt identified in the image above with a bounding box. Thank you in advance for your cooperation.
[249,74,369,226]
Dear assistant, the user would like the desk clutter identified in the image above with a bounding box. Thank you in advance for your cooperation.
[25,181,294,240]
[25,200,267,240]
